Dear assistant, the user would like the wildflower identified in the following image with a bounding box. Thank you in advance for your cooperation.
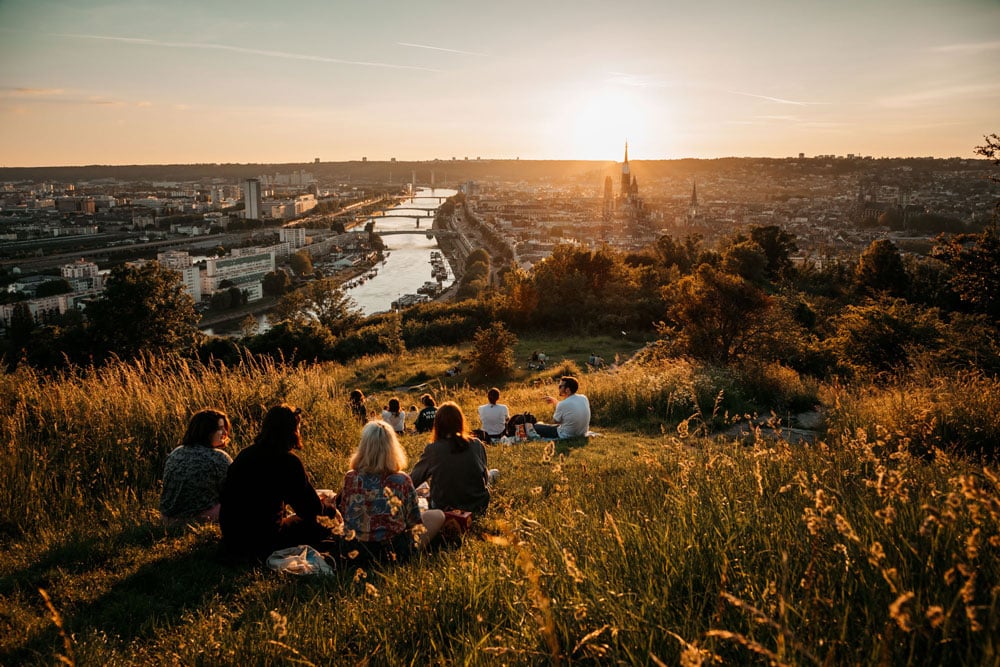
[835,514,860,542]
[889,592,915,632]
[925,605,946,629]
[562,548,585,583]
[966,528,982,560]
[269,610,288,639]
[868,542,886,567]
[365,582,379,598]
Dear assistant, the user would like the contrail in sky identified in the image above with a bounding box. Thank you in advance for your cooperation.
[728,90,819,106]
[398,42,486,56]
[53,33,441,72]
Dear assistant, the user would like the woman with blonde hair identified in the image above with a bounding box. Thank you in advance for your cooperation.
[338,420,445,562]
[411,402,497,516]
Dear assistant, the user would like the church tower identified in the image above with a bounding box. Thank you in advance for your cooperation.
[620,142,631,198]
[688,179,699,221]
[602,175,614,221]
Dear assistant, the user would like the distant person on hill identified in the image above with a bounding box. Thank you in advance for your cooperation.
[337,421,445,563]
[534,376,591,439]
[414,394,438,434]
[349,389,368,424]
[477,387,510,443]
[160,408,233,526]
[410,402,497,516]
[382,398,406,435]
[220,405,339,561]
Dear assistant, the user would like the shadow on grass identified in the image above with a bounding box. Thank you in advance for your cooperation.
[552,435,590,457]
[0,524,259,665]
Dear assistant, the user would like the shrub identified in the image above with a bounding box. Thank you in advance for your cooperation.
[468,321,517,379]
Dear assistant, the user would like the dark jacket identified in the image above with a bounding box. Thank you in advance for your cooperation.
[414,407,437,433]
[219,443,326,559]
[410,437,490,515]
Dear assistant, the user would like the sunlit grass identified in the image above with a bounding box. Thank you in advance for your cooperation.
[1,348,997,665]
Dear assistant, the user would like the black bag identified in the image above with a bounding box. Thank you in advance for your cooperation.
[504,412,537,438]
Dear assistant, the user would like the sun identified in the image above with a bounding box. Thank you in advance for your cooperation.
[565,87,654,160]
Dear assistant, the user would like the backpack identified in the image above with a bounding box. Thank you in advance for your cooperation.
[504,412,537,438]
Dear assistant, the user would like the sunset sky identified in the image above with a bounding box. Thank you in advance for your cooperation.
[1,0,998,167]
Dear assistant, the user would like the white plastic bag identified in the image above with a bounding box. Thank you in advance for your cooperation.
[266,545,334,575]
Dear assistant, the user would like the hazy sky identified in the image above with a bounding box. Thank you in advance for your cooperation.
[1,0,998,166]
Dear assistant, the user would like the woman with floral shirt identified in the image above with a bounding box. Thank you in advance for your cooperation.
[337,421,444,563]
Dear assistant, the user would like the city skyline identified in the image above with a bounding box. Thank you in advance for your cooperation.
[1,0,998,167]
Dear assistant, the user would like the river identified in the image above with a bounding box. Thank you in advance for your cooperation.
[204,187,456,335]
[345,187,457,315]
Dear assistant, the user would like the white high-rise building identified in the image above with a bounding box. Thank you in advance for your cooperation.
[243,178,262,220]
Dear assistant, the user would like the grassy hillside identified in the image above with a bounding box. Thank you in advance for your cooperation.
[1,347,998,665]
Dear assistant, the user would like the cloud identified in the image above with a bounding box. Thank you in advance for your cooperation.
[55,33,440,72]
[727,90,825,106]
[879,83,1000,108]
[930,40,1000,54]
[397,42,485,57]
[11,87,65,96]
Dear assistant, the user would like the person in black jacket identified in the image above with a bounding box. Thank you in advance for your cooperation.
[413,393,438,434]
[410,402,497,516]
[220,404,337,561]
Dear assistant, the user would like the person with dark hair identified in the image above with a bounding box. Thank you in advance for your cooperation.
[349,389,368,424]
[414,393,438,434]
[160,409,232,525]
[410,402,496,515]
[337,421,445,563]
[534,375,591,439]
[381,397,406,435]
[220,405,338,560]
[477,387,509,443]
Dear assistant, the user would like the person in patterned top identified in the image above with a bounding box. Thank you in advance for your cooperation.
[160,409,233,525]
[337,421,444,563]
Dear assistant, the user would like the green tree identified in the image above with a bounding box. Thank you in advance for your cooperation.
[85,262,200,360]
[749,225,798,280]
[664,264,771,364]
[271,278,360,334]
[721,240,768,284]
[856,239,909,296]
[36,279,73,297]
[289,250,313,276]
[469,321,517,378]
[930,228,1000,318]
[210,290,233,311]
[6,302,34,347]
[262,269,292,297]
[827,299,944,379]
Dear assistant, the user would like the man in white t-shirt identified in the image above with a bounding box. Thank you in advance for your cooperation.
[534,376,590,439]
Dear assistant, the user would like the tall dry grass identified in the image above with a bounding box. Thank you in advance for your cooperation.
[1,348,997,665]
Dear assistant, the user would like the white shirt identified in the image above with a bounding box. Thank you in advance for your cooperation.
[553,393,591,438]
[478,402,510,436]
[381,409,406,433]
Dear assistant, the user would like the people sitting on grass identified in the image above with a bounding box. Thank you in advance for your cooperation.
[414,393,438,434]
[160,408,233,526]
[411,402,497,516]
[220,405,339,561]
[477,387,509,443]
[349,389,368,424]
[533,375,591,440]
[381,397,406,435]
[337,421,445,563]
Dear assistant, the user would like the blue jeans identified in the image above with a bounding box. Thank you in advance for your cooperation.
[533,423,560,439]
